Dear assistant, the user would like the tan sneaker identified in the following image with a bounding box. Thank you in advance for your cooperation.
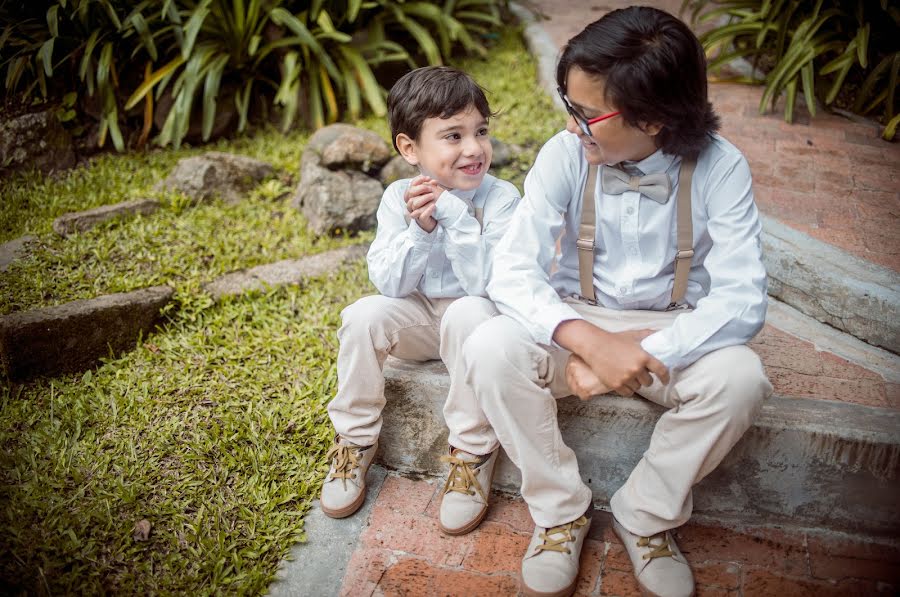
[612,517,694,597]
[438,447,499,535]
[521,515,591,597]
[320,436,377,519]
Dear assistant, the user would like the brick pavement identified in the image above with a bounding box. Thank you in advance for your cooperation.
[339,474,899,596]
[528,0,900,272]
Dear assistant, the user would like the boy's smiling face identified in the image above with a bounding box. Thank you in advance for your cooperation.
[564,66,661,166]
[396,104,492,191]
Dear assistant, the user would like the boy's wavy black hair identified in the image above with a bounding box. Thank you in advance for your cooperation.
[556,6,720,159]
[388,66,494,153]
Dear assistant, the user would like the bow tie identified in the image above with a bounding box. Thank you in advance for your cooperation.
[601,166,671,204]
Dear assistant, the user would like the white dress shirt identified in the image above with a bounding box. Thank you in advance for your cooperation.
[487,131,768,370]
[368,176,521,299]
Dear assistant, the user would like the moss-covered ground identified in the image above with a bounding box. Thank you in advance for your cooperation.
[0,25,560,594]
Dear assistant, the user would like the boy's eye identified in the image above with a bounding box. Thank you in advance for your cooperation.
[445,133,461,140]
[477,127,489,136]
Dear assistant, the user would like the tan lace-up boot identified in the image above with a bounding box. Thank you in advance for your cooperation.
[521,514,591,597]
[438,447,499,535]
[320,436,378,518]
[613,517,694,597]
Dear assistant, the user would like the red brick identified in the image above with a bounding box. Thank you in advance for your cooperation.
[694,561,741,589]
[886,384,900,409]
[574,539,605,596]
[675,523,807,577]
[340,547,393,597]
[742,567,890,596]
[375,474,439,516]
[432,566,520,596]
[463,523,531,574]
[599,568,642,596]
[695,587,739,597]
[361,506,474,566]
[376,557,436,596]
[807,532,900,583]
[482,492,535,533]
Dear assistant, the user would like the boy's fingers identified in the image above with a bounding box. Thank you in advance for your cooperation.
[646,357,670,385]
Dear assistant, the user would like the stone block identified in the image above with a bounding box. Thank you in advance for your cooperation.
[761,215,900,353]
[378,358,900,537]
[52,199,161,237]
[0,235,36,272]
[203,244,369,299]
[0,286,173,380]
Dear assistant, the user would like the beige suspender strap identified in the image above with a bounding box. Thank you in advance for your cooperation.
[670,158,696,308]
[577,165,599,302]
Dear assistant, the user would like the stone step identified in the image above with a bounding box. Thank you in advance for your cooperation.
[377,310,900,537]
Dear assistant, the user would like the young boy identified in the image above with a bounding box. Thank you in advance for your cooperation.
[461,8,773,597]
[320,66,520,536]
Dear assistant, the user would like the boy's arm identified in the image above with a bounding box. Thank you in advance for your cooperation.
[367,181,437,297]
[639,152,768,370]
[433,180,521,297]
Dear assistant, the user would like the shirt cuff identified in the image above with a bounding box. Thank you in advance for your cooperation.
[407,217,438,245]
[432,191,467,222]
[536,303,585,347]
[640,330,679,370]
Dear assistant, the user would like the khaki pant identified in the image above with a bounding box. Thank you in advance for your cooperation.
[328,292,499,454]
[462,299,773,535]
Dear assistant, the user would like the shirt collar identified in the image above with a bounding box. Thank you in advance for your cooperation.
[621,148,678,176]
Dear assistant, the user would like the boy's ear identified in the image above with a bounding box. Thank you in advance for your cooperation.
[395,133,419,166]
[641,122,663,137]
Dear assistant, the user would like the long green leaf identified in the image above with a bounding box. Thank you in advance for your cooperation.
[125,55,186,109]
[182,1,211,60]
[201,54,229,140]
[853,51,893,112]
[397,16,441,65]
[47,5,59,38]
[38,38,54,77]
[882,113,899,140]
[339,45,386,115]
[800,61,816,117]
[784,78,797,123]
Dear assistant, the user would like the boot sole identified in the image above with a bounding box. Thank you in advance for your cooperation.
[520,575,577,597]
[321,482,366,519]
[438,451,499,535]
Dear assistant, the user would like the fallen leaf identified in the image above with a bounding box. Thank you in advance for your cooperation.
[133,519,151,541]
[144,343,160,353]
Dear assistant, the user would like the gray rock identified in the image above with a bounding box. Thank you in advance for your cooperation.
[490,136,513,167]
[378,155,417,185]
[0,110,75,174]
[155,151,273,203]
[306,123,392,172]
[293,135,384,235]
[0,235,36,272]
[204,244,369,299]
[0,285,174,380]
[52,199,161,237]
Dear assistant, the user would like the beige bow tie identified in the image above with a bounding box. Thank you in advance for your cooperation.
[601,166,671,204]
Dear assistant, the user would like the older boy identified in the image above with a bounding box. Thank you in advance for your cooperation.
[321,67,520,536]
[462,8,772,597]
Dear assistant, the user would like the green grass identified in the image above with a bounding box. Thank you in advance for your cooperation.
[0,24,561,595]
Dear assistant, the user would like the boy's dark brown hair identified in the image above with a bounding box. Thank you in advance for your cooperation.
[556,6,720,159]
[387,66,494,152]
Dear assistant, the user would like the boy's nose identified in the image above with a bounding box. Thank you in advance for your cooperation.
[565,114,581,136]
[463,136,483,156]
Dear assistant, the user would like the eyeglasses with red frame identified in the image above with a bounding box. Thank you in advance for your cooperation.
[557,86,621,137]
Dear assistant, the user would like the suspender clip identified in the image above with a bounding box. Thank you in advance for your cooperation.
[675,249,694,261]
[576,238,594,252]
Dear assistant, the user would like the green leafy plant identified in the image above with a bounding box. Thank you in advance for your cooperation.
[0,0,162,150]
[682,0,900,140]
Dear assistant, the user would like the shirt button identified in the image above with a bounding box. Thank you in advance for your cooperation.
[431,271,439,278]
[618,286,628,294]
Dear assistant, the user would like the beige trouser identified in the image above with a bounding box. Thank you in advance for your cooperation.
[327,292,499,454]
[462,299,773,534]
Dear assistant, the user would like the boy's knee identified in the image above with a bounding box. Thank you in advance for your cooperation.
[339,295,391,339]
[692,345,771,420]
[463,316,534,384]
[441,296,497,337]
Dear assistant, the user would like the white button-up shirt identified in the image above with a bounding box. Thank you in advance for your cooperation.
[487,131,767,370]
[368,176,521,299]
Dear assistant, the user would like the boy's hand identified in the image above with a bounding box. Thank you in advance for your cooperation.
[405,175,441,233]
[554,320,669,397]
[565,354,610,400]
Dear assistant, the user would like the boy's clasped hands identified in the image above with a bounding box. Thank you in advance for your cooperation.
[404,174,445,233]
